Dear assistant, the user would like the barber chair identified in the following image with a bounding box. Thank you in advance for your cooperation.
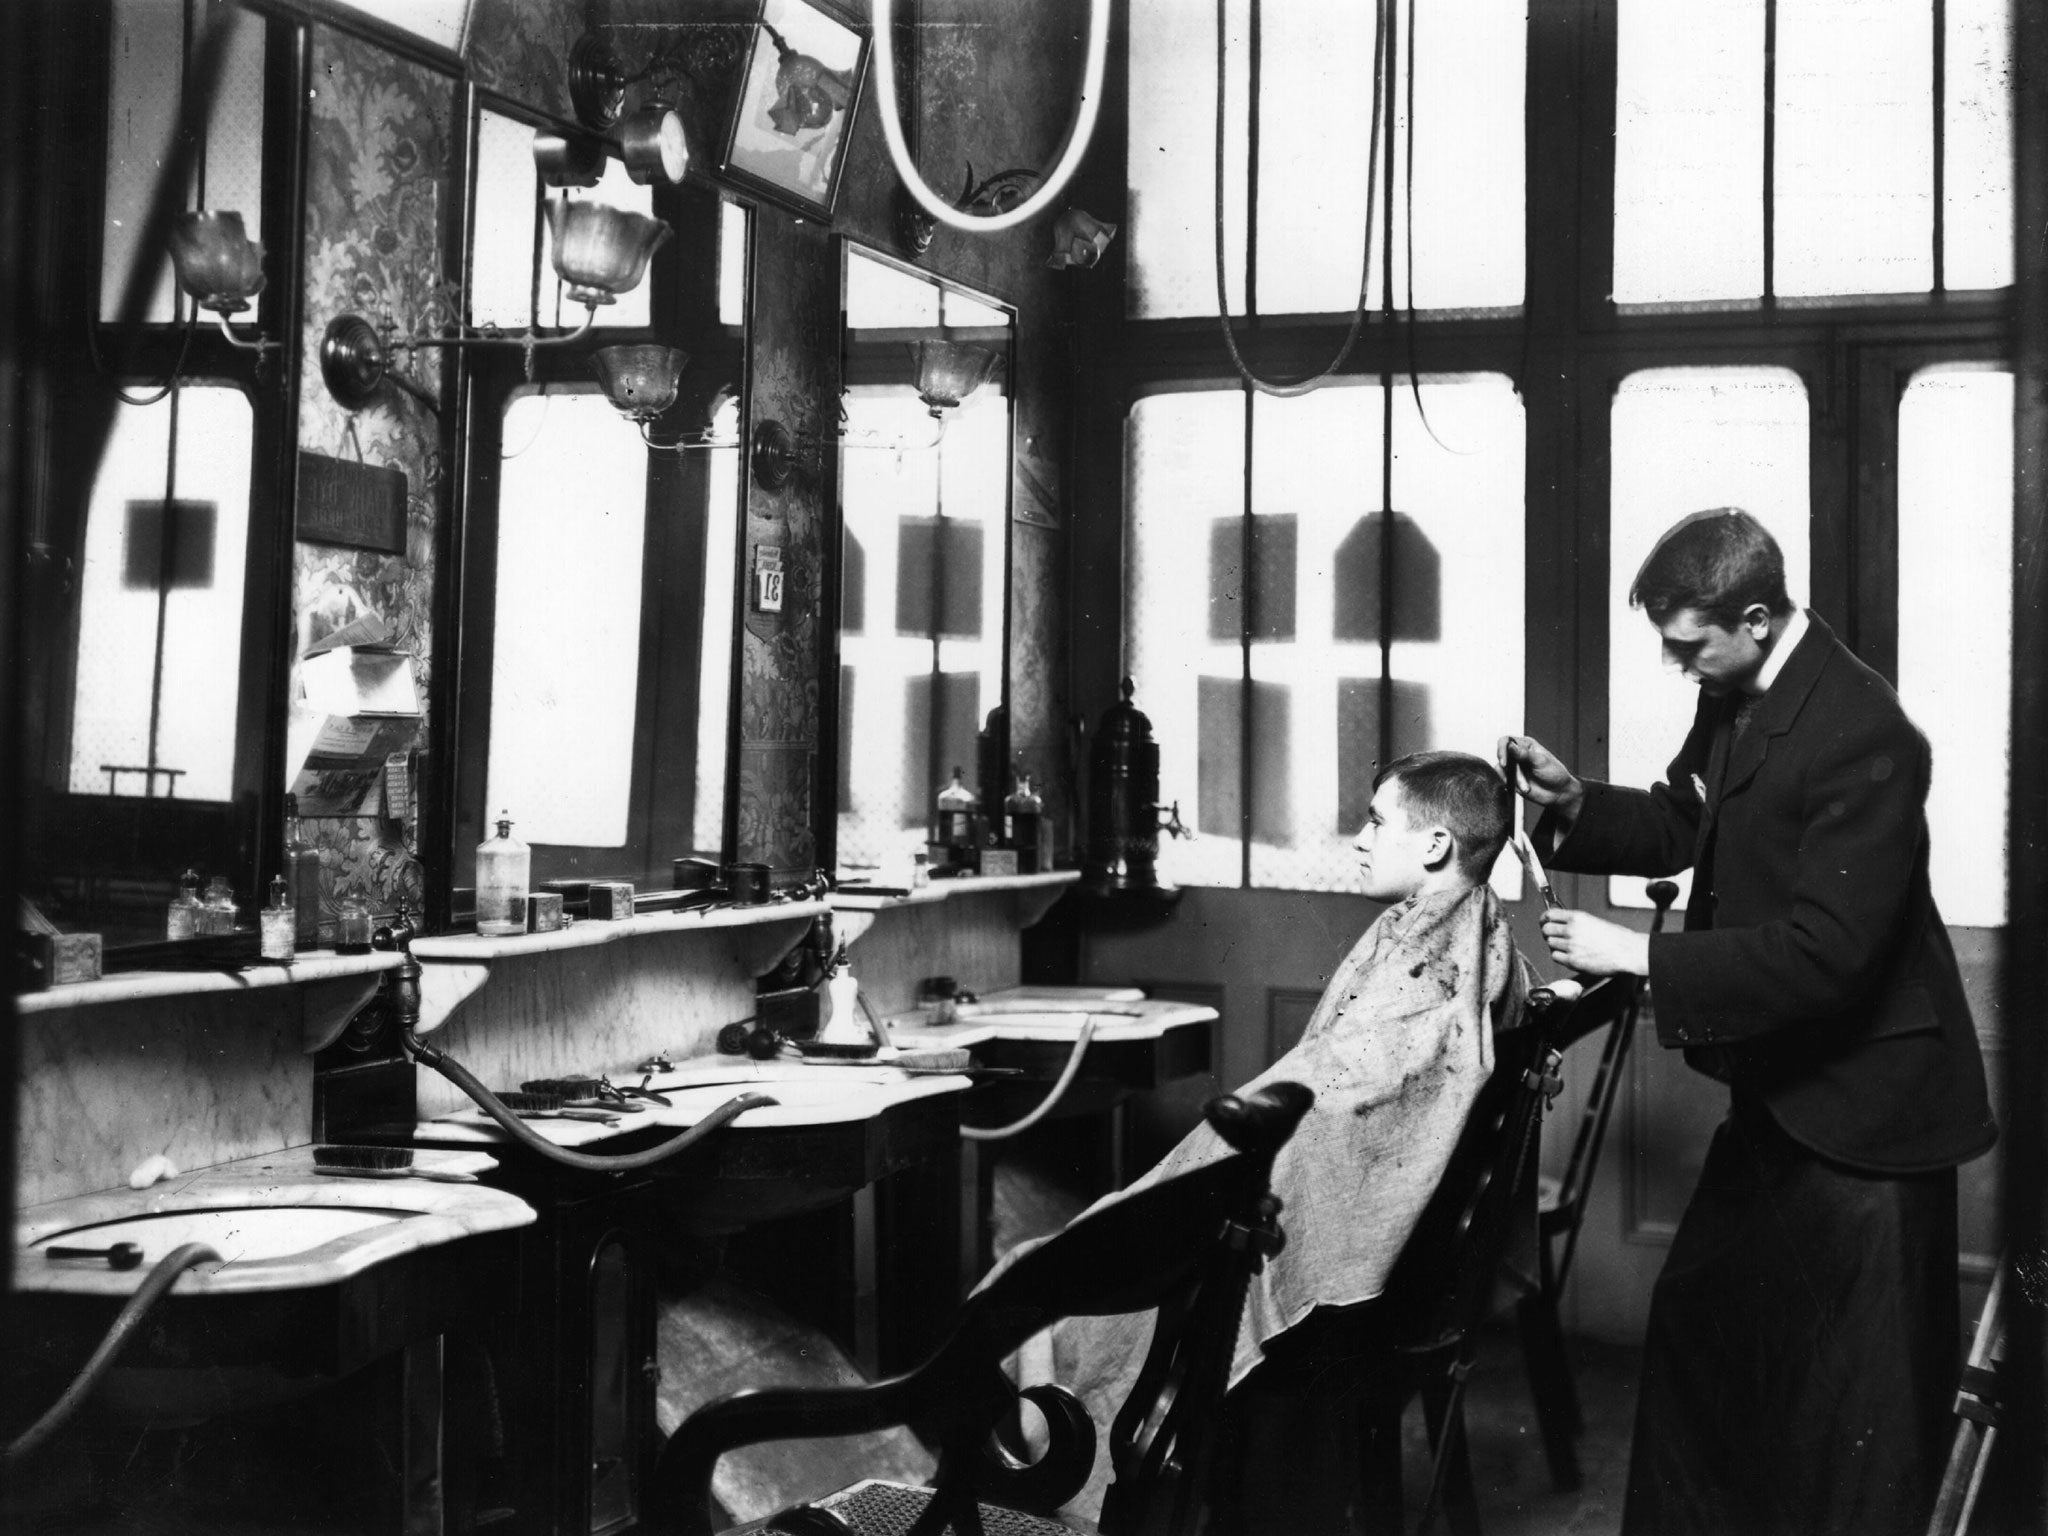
[1208,984,1568,1536]
[1516,880,1675,1491]
[645,1081,1314,1536]
[1927,1253,2016,1536]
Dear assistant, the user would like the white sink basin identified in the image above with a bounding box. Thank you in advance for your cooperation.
[34,1206,405,1270]
[16,1149,537,1298]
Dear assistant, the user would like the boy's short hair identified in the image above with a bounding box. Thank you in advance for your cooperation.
[1373,750,1512,882]
[1628,507,1794,629]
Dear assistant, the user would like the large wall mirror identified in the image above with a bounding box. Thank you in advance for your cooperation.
[18,0,301,953]
[450,99,748,907]
[833,244,1014,881]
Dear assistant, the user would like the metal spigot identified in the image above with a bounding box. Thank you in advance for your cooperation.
[1156,800,1191,840]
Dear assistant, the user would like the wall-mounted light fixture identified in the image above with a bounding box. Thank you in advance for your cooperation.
[320,200,670,411]
[1047,207,1118,270]
[595,338,999,488]
[166,211,278,352]
[590,344,740,453]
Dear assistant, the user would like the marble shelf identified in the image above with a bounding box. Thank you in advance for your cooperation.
[407,899,828,1036]
[14,950,405,1054]
[830,869,1078,949]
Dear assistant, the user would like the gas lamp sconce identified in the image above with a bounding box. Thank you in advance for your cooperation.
[318,200,671,412]
[591,338,1002,489]
[166,211,279,352]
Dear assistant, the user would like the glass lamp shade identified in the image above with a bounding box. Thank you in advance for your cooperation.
[168,210,267,313]
[592,345,688,421]
[911,341,1000,414]
[546,200,672,307]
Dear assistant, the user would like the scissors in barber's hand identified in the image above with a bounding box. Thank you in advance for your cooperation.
[1511,825,1559,910]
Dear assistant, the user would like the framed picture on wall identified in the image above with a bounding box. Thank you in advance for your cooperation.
[721,0,869,220]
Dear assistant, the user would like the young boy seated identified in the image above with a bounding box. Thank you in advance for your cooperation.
[992,750,1530,1517]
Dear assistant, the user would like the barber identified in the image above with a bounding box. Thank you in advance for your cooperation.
[1498,507,1995,1536]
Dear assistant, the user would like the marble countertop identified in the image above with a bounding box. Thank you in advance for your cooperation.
[16,1145,533,1298]
[414,1058,975,1147]
[15,949,404,1015]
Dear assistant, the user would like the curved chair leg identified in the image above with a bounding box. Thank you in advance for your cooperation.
[1515,1287,1584,1490]
[1417,1375,1483,1536]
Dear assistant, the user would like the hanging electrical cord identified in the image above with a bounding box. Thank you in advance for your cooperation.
[1213,0,1387,397]
[959,1019,1097,1142]
[1397,0,1452,453]
[870,0,1109,233]
[85,310,200,408]
[387,956,777,1174]
[4,1242,222,1466]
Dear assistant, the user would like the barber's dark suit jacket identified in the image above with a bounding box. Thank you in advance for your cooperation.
[1538,613,1996,1174]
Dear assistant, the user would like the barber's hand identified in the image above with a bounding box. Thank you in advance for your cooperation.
[1498,734,1585,828]
[1540,909,1651,978]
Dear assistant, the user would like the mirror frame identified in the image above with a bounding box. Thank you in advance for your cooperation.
[14,1,312,958]
[823,238,1018,878]
[439,86,751,920]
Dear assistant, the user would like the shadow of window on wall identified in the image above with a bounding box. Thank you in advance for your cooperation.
[900,671,982,827]
[1196,677,1292,845]
[841,528,866,634]
[895,518,984,638]
[1333,512,1441,641]
[1335,678,1434,833]
[1209,514,1298,642]
[839,666,856,814]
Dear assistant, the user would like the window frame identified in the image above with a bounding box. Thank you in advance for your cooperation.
[1081,0,2012,903]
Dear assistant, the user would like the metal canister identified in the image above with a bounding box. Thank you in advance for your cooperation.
[1084,677,1163,892]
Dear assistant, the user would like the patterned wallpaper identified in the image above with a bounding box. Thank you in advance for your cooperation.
[465,0,577,120]
[293,27,456,928]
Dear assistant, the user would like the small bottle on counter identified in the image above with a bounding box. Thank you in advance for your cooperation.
[166,868,202,940]
[260,876,296,962]
[283,792,321,949]
[476,811,530,937]
[936,769,977,848]
[199,875,237,935]
[336,892,374,954]
[1005,771,1043,873]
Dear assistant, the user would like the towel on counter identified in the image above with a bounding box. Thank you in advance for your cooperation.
[987,882,1530,1518]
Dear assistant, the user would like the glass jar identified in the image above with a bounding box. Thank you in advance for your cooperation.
[260,876,296,962]
[199,875,237,935]
[166,868,202,941]
[336,892,374,955]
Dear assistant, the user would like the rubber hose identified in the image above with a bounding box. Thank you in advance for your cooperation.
[5,1241,223,1465]
[405,1030,777,1173]
[961,1019,1096,1142]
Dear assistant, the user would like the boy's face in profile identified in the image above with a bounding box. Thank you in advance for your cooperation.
[1353,778,1446,903]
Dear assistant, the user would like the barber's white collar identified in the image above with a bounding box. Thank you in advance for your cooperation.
[1751,606,1810,696]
